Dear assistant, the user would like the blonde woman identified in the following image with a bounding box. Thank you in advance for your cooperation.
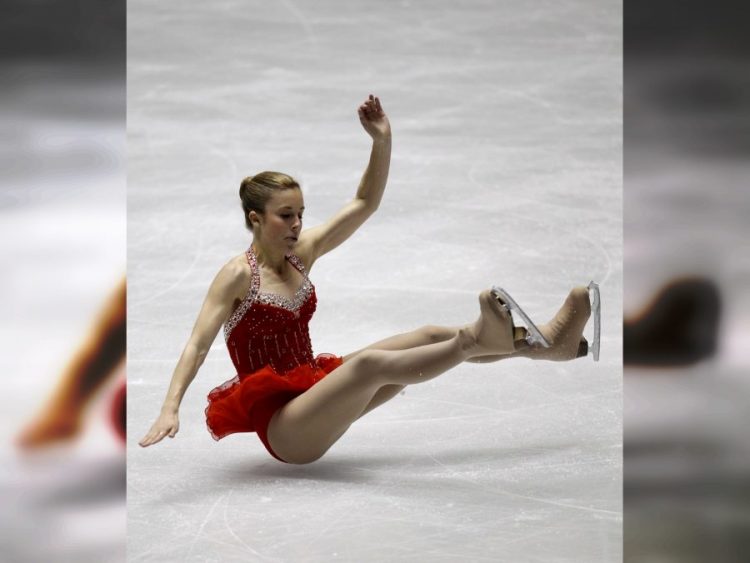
[139,95,599,464]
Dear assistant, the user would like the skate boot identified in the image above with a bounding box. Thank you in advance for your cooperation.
[515,282,601,362]
[472,289,520,355]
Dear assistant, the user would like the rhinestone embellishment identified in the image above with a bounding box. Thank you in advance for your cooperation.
[223,248,313,340]
[256,277,313,312]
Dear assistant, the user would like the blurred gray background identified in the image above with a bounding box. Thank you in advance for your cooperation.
[624,1,750,561]
[0,1,125,562]
[127,0,622,561]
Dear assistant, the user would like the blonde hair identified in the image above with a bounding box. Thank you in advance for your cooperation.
[239,171,300,231]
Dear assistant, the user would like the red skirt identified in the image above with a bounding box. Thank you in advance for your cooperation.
[205,353,343,442]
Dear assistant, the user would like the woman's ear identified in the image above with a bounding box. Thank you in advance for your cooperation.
[249,210,260,228]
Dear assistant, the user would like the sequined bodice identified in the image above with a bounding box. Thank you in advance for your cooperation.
[224,248,316,374]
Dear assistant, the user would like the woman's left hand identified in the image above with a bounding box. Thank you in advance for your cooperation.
[358,94,391,141]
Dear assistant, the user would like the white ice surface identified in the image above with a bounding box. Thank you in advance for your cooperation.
[127,0,622,561]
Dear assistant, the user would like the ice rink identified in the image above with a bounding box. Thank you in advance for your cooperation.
[127,1,622,561]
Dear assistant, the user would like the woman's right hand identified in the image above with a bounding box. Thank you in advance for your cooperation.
[139,409,180,447]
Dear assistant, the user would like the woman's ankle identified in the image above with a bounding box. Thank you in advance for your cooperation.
[456,325,479,357]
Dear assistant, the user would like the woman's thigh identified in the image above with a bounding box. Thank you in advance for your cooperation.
[267,352,385,463]
[268,326,462,463]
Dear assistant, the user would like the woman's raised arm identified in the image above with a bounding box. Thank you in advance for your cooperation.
[298,95,391,268]
[138,261,247,447]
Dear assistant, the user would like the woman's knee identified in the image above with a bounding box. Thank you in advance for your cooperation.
[352,349,390,384]
[352,348,379,369]
[421,324,456,344]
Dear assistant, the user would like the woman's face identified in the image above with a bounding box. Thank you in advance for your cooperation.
[254,188,304,250]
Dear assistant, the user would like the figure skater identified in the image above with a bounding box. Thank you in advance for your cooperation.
[139,95,600,464]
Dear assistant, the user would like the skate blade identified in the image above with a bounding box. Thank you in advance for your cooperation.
[491,287,551,348]
[588,281,601,361]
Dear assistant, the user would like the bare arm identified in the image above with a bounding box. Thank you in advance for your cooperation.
[298,95,392,268]
[139,261,247,447]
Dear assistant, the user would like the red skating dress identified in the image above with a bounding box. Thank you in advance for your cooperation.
[205,247,343,462]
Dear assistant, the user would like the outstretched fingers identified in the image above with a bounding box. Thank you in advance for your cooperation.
[139,432,157,447]
[138,430,158,447]
[139,431,164,447]
[139,424,178,447]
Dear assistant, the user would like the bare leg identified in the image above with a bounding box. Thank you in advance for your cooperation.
[344,324,519,418]
[348,286,592,417]
[342,325,462,418]
[346,325,543,417]
[396,288,592,362]
[268,291,515,464]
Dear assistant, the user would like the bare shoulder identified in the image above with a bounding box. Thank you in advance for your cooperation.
[213,253,252,302]
[293,235,317,271]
